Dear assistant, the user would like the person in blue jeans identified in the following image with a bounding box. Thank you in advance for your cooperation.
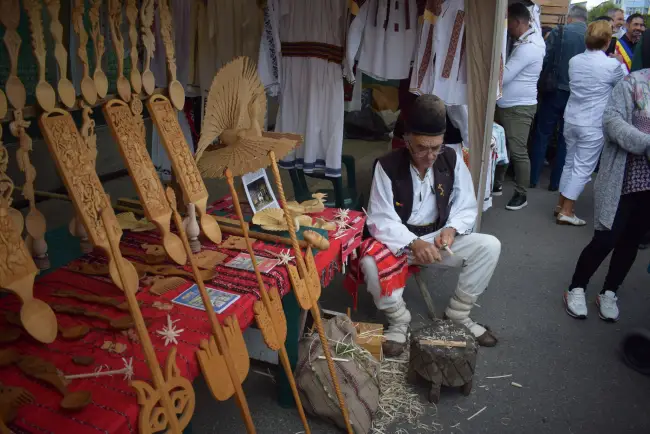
[530,5,587,190]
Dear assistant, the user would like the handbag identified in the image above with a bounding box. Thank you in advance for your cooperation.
[538,25,564,94]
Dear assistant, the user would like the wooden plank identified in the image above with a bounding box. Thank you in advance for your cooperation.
[535,0,569,7]
[542,5,568,14]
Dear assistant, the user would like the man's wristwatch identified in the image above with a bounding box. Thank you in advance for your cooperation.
[406,238,419,250]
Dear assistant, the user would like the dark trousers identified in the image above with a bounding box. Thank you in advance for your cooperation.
[570,191,650,293]
[530,89,570,189]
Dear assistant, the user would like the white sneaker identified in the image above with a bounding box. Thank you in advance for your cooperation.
[564,288,588,319]
[556,213,587,226]
[597,291,620,322]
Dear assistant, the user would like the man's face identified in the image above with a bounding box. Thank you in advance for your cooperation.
[628,17,644,41]
[507,18,523,38]
[614,11,625,30]
[406,134,445,171]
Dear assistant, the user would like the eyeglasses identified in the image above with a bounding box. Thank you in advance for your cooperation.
[407,141,445,158]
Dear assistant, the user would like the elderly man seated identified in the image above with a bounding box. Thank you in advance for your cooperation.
[353,95,502,357]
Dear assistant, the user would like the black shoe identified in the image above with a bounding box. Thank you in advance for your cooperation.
[506,193,528,210]
[492,182,503,196]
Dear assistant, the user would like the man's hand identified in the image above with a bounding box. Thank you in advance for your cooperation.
[435,227,457,250]
[610,53,625,64]
[411,238,442,264]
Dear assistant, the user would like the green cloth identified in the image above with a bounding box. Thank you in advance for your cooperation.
[632,37,643,72]
[494,104,538,195]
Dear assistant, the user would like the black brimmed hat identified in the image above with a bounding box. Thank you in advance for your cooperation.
[404,94,447,137]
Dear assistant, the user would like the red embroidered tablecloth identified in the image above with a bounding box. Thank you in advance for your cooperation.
[1,198,365,434]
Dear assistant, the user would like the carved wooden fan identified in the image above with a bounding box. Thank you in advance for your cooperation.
[195,56,299,178]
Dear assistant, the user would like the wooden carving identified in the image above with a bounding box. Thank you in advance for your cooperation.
[44,0,76,109]
[125,0,141,94]
[23,0,56,112]
[108,0,131,102]
[0,0,26,110]
[72,0,98,105]
[147,94,222,244]
[140,0,156,95]
[38,109,137,291]
[103,99,186,266]
[80,104,98,167]
[89,0,108,98]
[158,0,184,110]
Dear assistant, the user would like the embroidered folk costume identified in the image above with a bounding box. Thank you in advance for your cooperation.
[345,95,502,356]
[273,0,349,177]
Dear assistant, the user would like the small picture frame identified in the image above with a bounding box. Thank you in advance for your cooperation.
[241,168,279,214]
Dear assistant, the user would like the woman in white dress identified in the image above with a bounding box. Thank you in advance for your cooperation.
[556,20,626,225]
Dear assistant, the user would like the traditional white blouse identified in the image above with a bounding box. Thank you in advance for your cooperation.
[366,154,478,254]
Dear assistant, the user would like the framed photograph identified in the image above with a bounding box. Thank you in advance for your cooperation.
[241,168,279,214]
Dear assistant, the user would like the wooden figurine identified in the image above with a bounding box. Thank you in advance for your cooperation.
[103,99,187,266]
[183,203,201,253]
[408,322,477,403]
[158,0,184,110]
[107,0,131,102]
[88,0,108,98]
[72,0,98,105]
[23,0,56,112]
[44,0,76,109]
[147,95,222,245]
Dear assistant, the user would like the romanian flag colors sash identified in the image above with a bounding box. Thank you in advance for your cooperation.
[616,38,634,73]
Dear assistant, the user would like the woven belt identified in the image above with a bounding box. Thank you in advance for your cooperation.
[406,223,437,237]
[281,41,344,64]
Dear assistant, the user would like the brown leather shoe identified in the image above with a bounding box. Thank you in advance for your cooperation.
[476,329,498,347]
[382,340,406,357]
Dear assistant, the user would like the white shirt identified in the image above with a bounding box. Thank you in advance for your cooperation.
[497,28,545,108]
[366,155,478,255]
[564,50,625,127]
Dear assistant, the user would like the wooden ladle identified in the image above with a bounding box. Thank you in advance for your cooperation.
[159,0,185,110]
[51,304,134,330]
[44,0,76,109]
[1,0,26,110]
[17,356,92,411]
[89,0,108,98]
[23,0,56,112]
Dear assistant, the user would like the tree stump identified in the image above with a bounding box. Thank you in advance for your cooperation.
[407,320,478,403]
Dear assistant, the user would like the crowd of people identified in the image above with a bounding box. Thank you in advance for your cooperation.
[497,3,650,322]
[349,3,649,358]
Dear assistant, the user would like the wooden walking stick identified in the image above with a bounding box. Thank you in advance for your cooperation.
[224,169,312,434]
[267,151,353,433]
[165,187,256,434]
[100,206,194,434]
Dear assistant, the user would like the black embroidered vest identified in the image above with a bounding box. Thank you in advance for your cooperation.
[375,147,456,231]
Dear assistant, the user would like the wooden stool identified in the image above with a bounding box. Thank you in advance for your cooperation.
[407,320,477,403]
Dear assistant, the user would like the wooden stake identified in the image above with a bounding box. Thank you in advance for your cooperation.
[267,152,353,433]
[224,170,311,434]
[165,187,256,434]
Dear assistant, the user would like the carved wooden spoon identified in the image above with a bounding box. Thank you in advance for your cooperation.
[139,0,156,95]
[4,272,58,344]
[108,0,132,102]
[125,0,141,94]
[0,0,26,110]
[159,0,184,110]
[44,0,76,108]
[51,289,131,311]
[89,0,108,98]
[17,356,92,411]
[72,0,98,105]
[23,0,56,112]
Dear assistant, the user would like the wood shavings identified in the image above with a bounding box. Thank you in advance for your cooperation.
[485,374,512,379]
[151,301,174,311]
[101,341,127,354]
[121,328,140,343]
[467,406,487,421]
[454,405,468,413]
[317,356,350,362]
[370,345,443,434]
[451,423,461,428]
[511,382,523,388]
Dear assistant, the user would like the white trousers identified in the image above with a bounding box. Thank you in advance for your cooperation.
[446,104,470,149]
[559,123,604,201]
[361,232,501,313]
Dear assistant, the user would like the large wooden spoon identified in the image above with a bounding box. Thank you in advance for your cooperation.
[23,0,56,112]
[158,0,184,110]
[89,0,108,98]
[0,0,26,110]
[139,0,155,95]
[125,0,141,94]
[72,0,97,105]
[107,0,131,102]
[17,356,92,411]
[44,0,76,108]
